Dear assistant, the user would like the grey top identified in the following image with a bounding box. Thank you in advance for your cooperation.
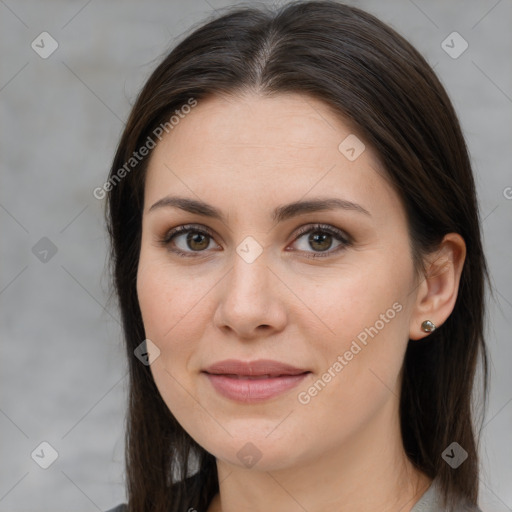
[104,477,482,512]
[105,505,126,512]
[410,478,482,512]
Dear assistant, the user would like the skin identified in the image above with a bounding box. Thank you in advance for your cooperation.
[136,92,466,512]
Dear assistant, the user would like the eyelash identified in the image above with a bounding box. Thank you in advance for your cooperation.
[158,223,352,259]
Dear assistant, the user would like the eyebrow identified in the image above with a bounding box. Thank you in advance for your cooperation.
[148,195,371,222]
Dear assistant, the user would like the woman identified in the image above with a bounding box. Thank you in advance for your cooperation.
[104,1,488,511]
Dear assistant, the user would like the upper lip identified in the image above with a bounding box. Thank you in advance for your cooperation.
[203,359,309,377]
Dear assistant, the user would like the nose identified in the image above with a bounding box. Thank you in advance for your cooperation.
[213,248,288,340]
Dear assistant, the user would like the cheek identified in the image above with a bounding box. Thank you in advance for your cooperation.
[137,264,173,339]
[137,261,207,425]
[301,251,412,389]
[136,258,204,368]
[137,251,199,334]
[292,275,410,445]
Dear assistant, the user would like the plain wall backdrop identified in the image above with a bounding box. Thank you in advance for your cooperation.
[1,0,511,511]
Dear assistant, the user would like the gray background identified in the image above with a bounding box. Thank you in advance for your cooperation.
[1,0,511,511]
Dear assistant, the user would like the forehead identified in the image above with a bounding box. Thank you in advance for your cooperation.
[149,92,368,162]
[144,92,399,218]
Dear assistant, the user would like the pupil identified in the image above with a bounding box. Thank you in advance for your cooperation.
[309,232,332,251]
[187,232,209,251]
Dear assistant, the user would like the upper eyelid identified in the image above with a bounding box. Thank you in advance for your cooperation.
[162,223,217,243]
[293,223,350,241]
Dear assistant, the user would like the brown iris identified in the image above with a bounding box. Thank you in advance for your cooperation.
[308,232,333,252]
[186,232,210,251]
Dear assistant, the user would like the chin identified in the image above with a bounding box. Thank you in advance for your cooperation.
[195,428,308,472]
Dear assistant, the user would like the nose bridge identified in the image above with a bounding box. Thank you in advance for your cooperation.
[227,245,271,307]
[214,243,287,337]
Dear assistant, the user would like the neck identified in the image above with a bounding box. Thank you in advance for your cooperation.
[207,396,432,512]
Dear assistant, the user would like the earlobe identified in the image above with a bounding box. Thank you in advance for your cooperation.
[409,233,466,341]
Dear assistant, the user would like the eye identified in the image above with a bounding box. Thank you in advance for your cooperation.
[159,224,220,258]
[288,223,351,258]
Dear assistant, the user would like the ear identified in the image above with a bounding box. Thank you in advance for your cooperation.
[409,233,466,341]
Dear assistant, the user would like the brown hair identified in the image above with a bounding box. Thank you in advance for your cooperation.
[105,1,489,510]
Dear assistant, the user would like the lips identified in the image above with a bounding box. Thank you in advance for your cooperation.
[203,359,309,377]
[202,359,310,403]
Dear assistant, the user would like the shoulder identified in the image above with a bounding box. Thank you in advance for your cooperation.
[103,471,206,512]
[104,505,127,512]
[411,478,483,512]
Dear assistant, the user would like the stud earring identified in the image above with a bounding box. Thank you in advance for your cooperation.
[421,320,436,333]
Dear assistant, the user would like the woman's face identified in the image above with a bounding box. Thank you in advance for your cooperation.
[137,92,420,471]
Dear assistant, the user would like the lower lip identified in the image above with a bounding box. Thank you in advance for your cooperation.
[203,372,310,403]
